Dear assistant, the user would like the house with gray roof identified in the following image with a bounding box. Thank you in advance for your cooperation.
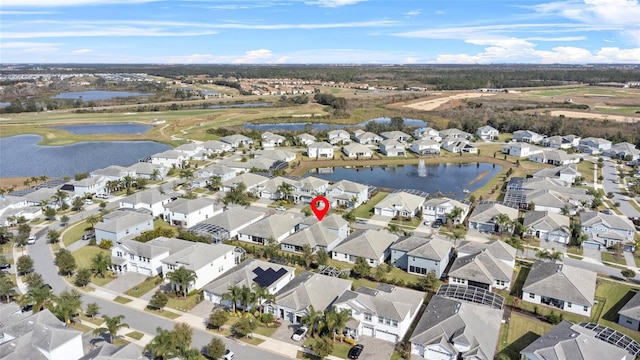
[334,284,424,343]
[409,139,440,155]
[605,142,640,161]
[522,260,596,316]
[502,142,544,157]
[532,164,581,185]
[580,211,636,247]
[379,139,407,156]
[91,165,131,181]
[174,143,204,157]
[441,138,478,154]
[110,236,191,276]
[456,239,517,266]
[327,129,351,144]
[374,191,425,218]
[342,142,373,158]
[521,321,631,360]
[222,172,269,192]
[192,207,264,239]
[331,229,398,267]
[261,131,286,148]
[253,176,299,200]
[227,157,277,172]
[390,235,453,278]
[410,295,502,360]
[578,137,612,155]
[298,214,349,240]
[326,179,369,208]
[161,241,236,291]
[524,211,571,244]
[203,258,295,307]
[119,188,175,217]
[296,133,317,146]
[127,161,167,180]
[468,202,519,233]
[253,149,296,162]
[529,149,581,166]
[618,291,640,331]
[79,343,147,360]
[162,198,222,228]
[220,134,254,148]
[422,197,470,223]
[513,130,545,144]
[294,176,330,204]
[237,213,303,245]
[448,247,514,290]
[270,271,352,324]
[541,135,577,149]
[307,141,334,159]
[476,125,499,141]
[281,221,342,253]
[95,209,153,245]
[202,139,233,154]
[439,128,472,140]
[353,130,382,145]
[71,175,107,196]
[380,130,411,142]
[151,150,188,168]
[0,309,83,360]
[192,164,237,188]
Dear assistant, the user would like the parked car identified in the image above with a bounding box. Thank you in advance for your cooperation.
[291,325,308,341]
[275,206,287,211]
[0,263,11,270]
[222,349,234,360]
[82,232,96,241]
[601,209,613,215]
[432,218,444,228]
[357,219,368,225]
[423,220,432,226]
[348,344,364,359]
[84,199,93,205]
[27,235,36,245]
[95,193,109,199]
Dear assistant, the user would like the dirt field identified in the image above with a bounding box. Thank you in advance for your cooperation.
[548,110,640,122]
[0,177,30,191]
[403,92,497,111]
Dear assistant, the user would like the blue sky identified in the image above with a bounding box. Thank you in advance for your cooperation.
[1,0,639,64]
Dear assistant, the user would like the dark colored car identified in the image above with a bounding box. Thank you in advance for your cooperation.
[0,263,11,270]
[433,218,444,228]
[348,344,364,359]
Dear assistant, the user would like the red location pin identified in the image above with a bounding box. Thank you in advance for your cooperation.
[310,196,330,221]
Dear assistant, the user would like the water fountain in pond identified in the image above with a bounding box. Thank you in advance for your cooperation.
[418,159,427,177]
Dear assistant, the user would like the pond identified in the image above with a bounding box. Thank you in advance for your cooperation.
[244,117,428,132]
[0,135,170,178]
[306,162,501,199]
[52,91,152,101]
[54,123,153,134]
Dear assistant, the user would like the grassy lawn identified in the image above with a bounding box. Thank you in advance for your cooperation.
[153,218,178,236]
[595,279,640,343]
[62,220,91,247]
[144,307,181,319]
[72,246,111,269]
[578,160,595,185]
[302,338,351,359]
[166,293,202,312]
[126,331,145,340]
[634,255,640,268]
[601,252,626,265]
[253,324,280,337]
[80,314,105,326]
[498,313,554,359]
[114,296,132,304]
[353,192,388,219]
[124,276,162,297]
[69,322,93,333]
[389,217,420,229]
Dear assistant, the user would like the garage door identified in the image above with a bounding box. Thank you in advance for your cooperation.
[362,326,373,337]
[582,241,601,250]
[375,329,398,343]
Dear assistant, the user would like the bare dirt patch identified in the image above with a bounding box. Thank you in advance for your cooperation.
[548,110,640,122]
[404,92,497,111]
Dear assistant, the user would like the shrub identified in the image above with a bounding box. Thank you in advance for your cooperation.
[99,239,113,250]
[546,311,562,325]
[88,238,97,246]
[343,337,356,346]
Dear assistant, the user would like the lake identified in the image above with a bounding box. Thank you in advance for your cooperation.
[244,117,428,132]
[307,163,501,198]
[0,135,170,178]
[54,123,153,134]
[52,91,152,101]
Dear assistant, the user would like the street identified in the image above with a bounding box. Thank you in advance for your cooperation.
[601,161,640,218]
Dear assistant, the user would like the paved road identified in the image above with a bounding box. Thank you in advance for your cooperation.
[602,161,640,218]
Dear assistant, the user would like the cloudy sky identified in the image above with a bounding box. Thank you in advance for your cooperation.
[1,0,639,64]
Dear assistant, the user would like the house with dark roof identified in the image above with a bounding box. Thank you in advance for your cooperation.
[203,259,295,308]
[522,260,596,316]
[520,321,631,360]
[333,284,424,343]
[390,235,453,278]
[410,295,503,360]
[618,291,640,331]
[331,229,399,267]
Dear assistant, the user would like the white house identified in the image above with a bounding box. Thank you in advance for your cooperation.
[439,128,471,140]
[422,197,470,223]
[532,164,581,185]
[524,211,571,244]
[468,202,519,233]
[261,132,286,148]
[476,125,499,140]
[71,176,107,196]
[110,236,192,276]
[502,142,544,157]
[151,150,188,168]
[380,130,411,142]
[326,180,369,208]
[94,210,154,244]
[161,242,236,291]
[342,143,373,158]
[202,140,233,154]
[409,139,440,155]
[334,284,424,343]
[578,137,612,154]
[295,133,317,146]
[119,189,175,217]
[448,248,513,290]
[220,134,254,148]
[353,130,382,145]
[541,135,575,149]
[327,129,351,144]
[127,162,167,180]
[195,207,265,239]
[192,164,237,188]
[331,229,398,267]
[528,149,581,166]
[513,130,545,143]
[281,221,343,253]
[414,127,442,142]
[379,139,406,156]
[604,142,640,160]
[253,176,299,200]
[390,235,453,278]
[175,143,204,157]
[237,213,302,245]
[441,138,477,153]
[307,142,334,159]
[374,191,425,218]
[163,198,222,228]
[221,172,269,192]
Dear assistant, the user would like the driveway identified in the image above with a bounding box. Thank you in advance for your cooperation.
[102,272,148,293]
[270,319,303,345]
[582,248,602,263]
[189,300,215,319]
[356,336,396,360]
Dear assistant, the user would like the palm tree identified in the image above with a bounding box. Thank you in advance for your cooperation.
[238,285,257,314]
[23,179,32,188]
[222,285,242,313]
[276,182,294,202]
[53,288,82,324]
[30,176,39,186]
[446,206,464,226]
[91,252,111,278]
[324,307,351,341]
[301,244,315,269]
[151,169,161,181]
[252,283,274,313]
[22,285,55,313]
[51,189,68,207]
[167,267,197,298]
[92,314,129,343]
[38,199,50,209]
[494,213,512,236]
[300,305,324,337]
[86,214,102,229]
[208,175,222,191]
[39,175,48,184]
[145,327,178,359]
[0,277,16,303]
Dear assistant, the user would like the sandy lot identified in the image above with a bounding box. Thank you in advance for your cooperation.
[404,92,497,111]
[548,110,640,122]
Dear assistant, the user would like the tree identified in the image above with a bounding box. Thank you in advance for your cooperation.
[323,307,350,340]
[74,268,92,287]
[302,244,315,269]
[53,288,82,324]
[16,255,34,275]
[86,214,102,229]
[309,336,334,359]
[342,210,356,223]
[239,285,257,314]
[92,314,129,343]
[51,189,69,207]
[24,272,44,289]
[167,267,198,298]
[231,317,257,338]
[252,283,274,313]
[15,223,31,247]
[47,229,61,244]
[222,285,242,313]
[60,215,70,226]
[446,206,464,226]
[276,181,294,202]
[205,337,226,359]
[208,175,222,191]
[173,322,194,356]
[386,223,401,234]
[72,197,85,212]
[495,213,512,235]
[145,327,177,360]
[301,305,324,337]
[55,248,76,276]
[351,257,371,278]
[149,290,169,311]
[223,182,250,207]
[208,309,229,330]
[44,207,56,220]
[372,264,387,282]
[416,270,439,292]
[23,285,55,313]
[91,252,111,278]
[316,249,329,266]
[86,302,100,318]
[622,269,636,278]
[0,277,16,303]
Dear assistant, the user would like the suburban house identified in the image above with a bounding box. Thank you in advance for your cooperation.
[502,142,544,157]
[202,259,296,307]
[307,142,334,159]
[441,138,478,154]
[604,142,640,161]
[260,132,286,148]
[414,127,442,142]
[127,162,167,180]
[270,271,352,324]
[522,260,596,316]
[151,150,188,168]
[327,129,351,144]
[81,343,146,360]
[353,130,382,145]
[191,207,264,239]
[528,149,581,166]
[281,214,349,253]
[253,149,296,162]
[253,176,299,200]
[220,134,254,148]
[618,291,640,331]
[295,133,317,146]
[227,157,276,173]
[294,177,330,203]
[532,164,581,185]
[476,125,499,140]
[410,294,503,360]
[503,177,593,212]
[524,211,571,244]
[379,139,406,156]
[541,135,580,149]
[202,139,233,154]
[0,309,84,360]
[237,213,302,245]
[174,143,204,157]
[580,211,636,248]
[373,191,425,218]
[457,240,516,266]
[409,139,441,155]
[439,128,471,140]
[380,130,411,142]
[192,164,237,188]
[448,247,513,290]
[513,130,545,143]
[422,197,470,224]
[110,236,193,276]
[342,143,373,158]
[91,165,130,181]
[71,176,107,196]
[326,180,369,208]
[334,284,424,343]
[95,210,154,244]
[221,172,269,192]
[468,202,519,233]
[161,241,236,291]
[163,198,222,228]
[331,229,399,267]
[520,321,631,360]
[578,137,612,154]
[390,235,453,278]
[119,188,175,217]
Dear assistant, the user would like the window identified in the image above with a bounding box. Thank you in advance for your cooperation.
[529,293,535,299]
[130,254,135,260]
[626,318,633,324]
[364,313,372,321]
[496,280,505,286]
[219,266,224,272]
[391,320,398,327]
[385,318,391,325]
[378,317,384,324]
[584,306,588,312]
[567,302,572,308]
[117,252,122,257]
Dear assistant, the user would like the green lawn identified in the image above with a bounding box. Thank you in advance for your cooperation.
[72,246,111,269]
[498,313,554,359]
[166,293,202,312]
[601,252,625,265]
[253,324,280,337]
[114,296,132,304]
[124,276,162,297]
[153,218,178,236]
[80,314,105,326]
[353,192,388,219]
[595,279,640,343]
[578,160,595,185]
[62,220,91,247]
[144,307,181,319]
[126,331,144,340]
[302,338,351,359]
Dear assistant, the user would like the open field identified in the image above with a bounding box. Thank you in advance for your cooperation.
[403,92,497,111]
[548,110,640,122]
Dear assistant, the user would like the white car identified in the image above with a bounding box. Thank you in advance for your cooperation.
[223,349,234,360]
[27,235,36,245]
[84,199,93,205]
[291,325,308,341]
[275,206,286,211]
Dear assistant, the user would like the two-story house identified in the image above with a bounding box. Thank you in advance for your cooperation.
[422,197,470,223]
[151,150,188,168]
[326,179,369,208]
[94,210,154,245]
[513,130,545,144]
[580,211,635,250]
[373,191,425,218]
[119,188,176,217]
[110,236,191,276]
[161,242,236,291]
[327,129,351,144]
[220,134,254,148]
[163,198,222,228]
[390,235,453,278]
[331,229,398,267]
[476,125,499,140]
[307,142,334,159]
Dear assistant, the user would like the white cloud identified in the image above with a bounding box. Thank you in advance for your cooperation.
[3,28,218,39]
[305,0,367,7]
[1,0,157,6]
[404,57,418,64]
[73,49,94,54]
[434,10,446,15]
[232,49,276,64]
[167,54,228,64]
[404,10,421,16]
[0,10,56,14]
[0,42,62,48]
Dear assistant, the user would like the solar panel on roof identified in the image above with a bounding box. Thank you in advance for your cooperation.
[252,267,288,288]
